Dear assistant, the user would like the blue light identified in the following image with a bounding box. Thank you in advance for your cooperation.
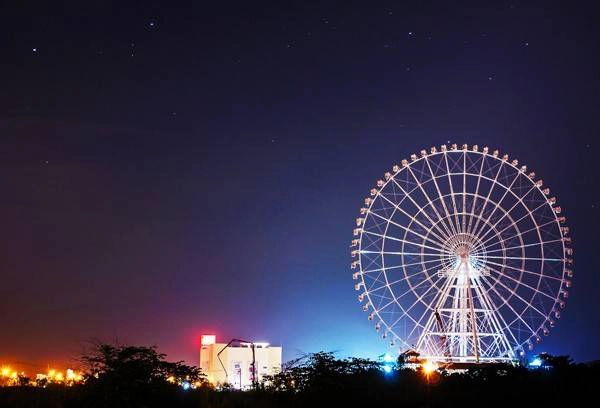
[529,358,542,368]
[378,353,395,374]
[382,353,394,363]
[182,382,191,390]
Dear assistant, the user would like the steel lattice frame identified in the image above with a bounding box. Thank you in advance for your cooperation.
[351,144,573,363]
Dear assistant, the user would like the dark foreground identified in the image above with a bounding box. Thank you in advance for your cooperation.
[1,349,597,407]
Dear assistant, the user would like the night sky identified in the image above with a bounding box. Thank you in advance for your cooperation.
[1,1,599,372]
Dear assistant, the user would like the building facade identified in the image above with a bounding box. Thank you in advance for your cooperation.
[199,335,282,389]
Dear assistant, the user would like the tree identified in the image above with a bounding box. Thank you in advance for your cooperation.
[537,353,573,370]
[262,352,384,393]
[81,342,205,385]
[79,341,208,406]
[17,374,31,386]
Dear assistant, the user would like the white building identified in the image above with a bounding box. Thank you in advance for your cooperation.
[199,335,282,389]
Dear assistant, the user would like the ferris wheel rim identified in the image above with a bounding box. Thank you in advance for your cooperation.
[353,145,572,359]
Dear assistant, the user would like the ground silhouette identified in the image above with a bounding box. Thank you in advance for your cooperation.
[0,343,597,407]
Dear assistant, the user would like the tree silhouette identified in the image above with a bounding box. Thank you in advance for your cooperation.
[79,341,207,407]
[537,353,573,369]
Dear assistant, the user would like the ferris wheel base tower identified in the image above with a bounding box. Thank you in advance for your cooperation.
[415,233,516,364]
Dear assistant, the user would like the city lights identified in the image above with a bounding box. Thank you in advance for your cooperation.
[0,366,20,386]
[0,365,85,387]
[421,360,438,375]
[38,368,85,386]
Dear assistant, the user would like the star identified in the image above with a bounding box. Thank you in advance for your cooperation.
[32,48,37,53]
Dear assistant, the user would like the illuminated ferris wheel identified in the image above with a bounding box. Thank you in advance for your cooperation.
[351,144,573,363]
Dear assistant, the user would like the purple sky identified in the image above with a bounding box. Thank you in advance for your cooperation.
[0,1,599,373]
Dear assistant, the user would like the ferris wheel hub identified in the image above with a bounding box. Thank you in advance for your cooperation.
[440,233,487,274]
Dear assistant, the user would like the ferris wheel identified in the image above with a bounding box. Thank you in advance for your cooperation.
[351,144,572,363]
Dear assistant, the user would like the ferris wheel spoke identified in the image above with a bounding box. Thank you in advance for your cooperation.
[482,258,564,282]
[480,274,547,333]
[361,230,448,253]
[469,154,507,238]
[372,194,449,248]
[475,183,544,245]
[364,271,388,291]
[382,273,446,333]
[386,178,451,243]
[485,255,563,262]
[472,281,521,350]
[405,305,437,345]
[385,261,447,288]
[470,169,524,239]
[442,152,463,234]
[361,257,444,274]
[466,153,490,237]
[360,250,442,257]
[485,263,558,303]
[462,151,468,233]
[367,209,445,248]
[478,208,557,249]
[405,164,456,240]
[405,270,459,342]
[374,276,433,317]
[482,269,555,343]
[484,239,564,255]
[424,156,460,237]
[382,263,446,308]
[477,277,538,342]
[366,261,444,295]
[471,168,525,240]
